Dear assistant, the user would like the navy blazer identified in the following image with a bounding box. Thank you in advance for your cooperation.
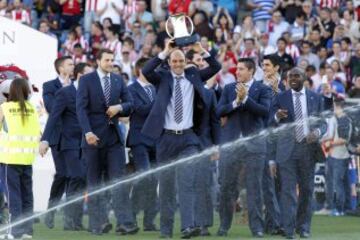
[42,84,81,150]
[76,71,133,148]
[216,81,272,153]
[42,78,62,146]
[141,55,221,140]
[198,88,221,149]
[126,81,156,147]
[270,89,327,162]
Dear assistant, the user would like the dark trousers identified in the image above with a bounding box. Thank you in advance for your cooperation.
[219,148,265,234]
[131,144,158,228]
[279,143,315,235]
[194,156,214,228]
[83,143,133,231]
[62,149,86,227]
[157,131,200,235]
[0,164,33,238]
[47,147,67,211]
[262,161,281,232]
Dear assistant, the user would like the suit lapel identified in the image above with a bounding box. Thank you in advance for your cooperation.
[94,72,106,105]
[286,90,295,121]
[55,78,62,89]
[305,89,314,115]
[134,81,150,103]
[110,73,117,104]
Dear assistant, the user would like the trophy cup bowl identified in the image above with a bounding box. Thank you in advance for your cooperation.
[165,13,199,47]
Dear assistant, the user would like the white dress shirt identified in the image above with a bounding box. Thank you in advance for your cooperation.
[96,68,111,92]
[291,87,309,137]
[164,72,194,130]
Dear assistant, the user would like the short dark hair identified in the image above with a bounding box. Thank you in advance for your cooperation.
[244,38,255,44]
[341,37,351,45]
[135,57,149,77]
[74,63,90,79]
[73,43,82,49]
[105,25,118,36]
[124,37,135,47]
[92,21,103,31]
[301,40,312,47]
[185,49,197,62]
[305,65,316,72]
[263,54,280,68]
[334,96,345,107]
[54,56,72,74]
[277,37,287,45]
[237,58,256,75]
[296,11,306,19]
[96,49,114,60]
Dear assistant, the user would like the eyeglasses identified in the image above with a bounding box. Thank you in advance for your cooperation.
[122,52,130,55]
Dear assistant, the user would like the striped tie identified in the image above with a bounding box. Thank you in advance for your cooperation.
[174,76,183,124]
[144,85,153,102]
[103,76,111,106]
[294,92,305,142]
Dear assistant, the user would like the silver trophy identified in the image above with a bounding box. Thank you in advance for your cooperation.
[165,14,198,47]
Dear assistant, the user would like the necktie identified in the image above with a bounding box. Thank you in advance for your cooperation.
[103,76,111,106]
[174,76,183,124]
[294,92,305,142]
[144,85,154,102]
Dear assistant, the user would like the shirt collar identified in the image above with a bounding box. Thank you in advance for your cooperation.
[58,75,67,85]
[73,81,79,90]
[171,71,185,79]
[244,78,254,88]
[97,68,110,80]
[291,87,306,96]
[137,78,151,88]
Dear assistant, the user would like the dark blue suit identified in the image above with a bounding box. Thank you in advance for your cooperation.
[271,89,326,235]
[194,88,221,228]
[216,80,272,234]
[42,84,85,228]
[42,78,67,219]
[76,71,134,231]
[127,81,158,229]
[141,55,221,235]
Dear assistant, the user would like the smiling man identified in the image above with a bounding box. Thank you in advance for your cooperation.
[270,67,327,239]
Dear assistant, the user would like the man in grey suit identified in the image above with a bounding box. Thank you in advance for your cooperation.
[270,68,327,239]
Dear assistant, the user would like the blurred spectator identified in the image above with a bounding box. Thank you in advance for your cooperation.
[313,8,336,43]
[212,7,234,41]
[119,46,134,82]
[151,0,168,21]
[327,25,348,49]
[278,0,303,24]
[290,11,308,43]
[59,0,82,30]
[0,0,7,17]
[102,25,122,65]
[38,19,57,39]
[238,38,259,63]
[128,0,153,30]
[84,0,100,34]
[298,40,321,70]
[320,66,346,98]
[96,0,123,29]
[44,2,61,33]
[123,37,139,62]
[347,43,360,79]
[130,21,145,52]
[330,59,347,86]
[89,21,105,59]
[282,31,300,61]
[102,17,113,29]
[302,1,315,21]
[72,43,87,64]
[246,0,278,33]
[11,0,30,25]
[268,10,290,47]
[306,64,322,90]
[317,46,329,64]
[189,0,214,17]
[340,9,360,43]
[62,29,78,56]
[168,0,191,15]
[327,41,348,65]
[112,64,122,75]
[309,29,326,54]
[193,10,214,41]
[348,76,360,98]
[234,15,260,40]
[258,33,276,57]
[275,37,294,72]
[74,24,90,53]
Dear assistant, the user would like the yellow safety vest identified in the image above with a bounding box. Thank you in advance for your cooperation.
[0,101,40,165]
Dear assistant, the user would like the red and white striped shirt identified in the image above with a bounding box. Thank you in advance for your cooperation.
[286,44,300,61]
[85,0,98,11]
[11,9,30,25]
[77,36,90,53]
[317,0,340,9]
[102,39,122,64]
[73,54,87,64]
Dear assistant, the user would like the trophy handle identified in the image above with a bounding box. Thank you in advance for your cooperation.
[165,18,174,39]
[184,15,194,35]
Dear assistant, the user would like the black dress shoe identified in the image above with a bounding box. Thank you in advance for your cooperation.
[181,228,193,239]
[44,212,55,229]
[217,229,228,236]
[115,224,139,235]
[144,224,159,232]
[90,229,102,235]
[285,234,296,239]
[190,227,201,237]
[253,231,264,238]
[270,228,284,235]
[200,227,211,236]
[300,231,311,238]
[74,224,86,231]
[101,222,113,233]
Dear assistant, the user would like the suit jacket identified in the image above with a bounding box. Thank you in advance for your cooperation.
[141,55,221,140]
[42,78,62,146]
[198,88,221,149]
[42,84,81,150]
[216,81,272,153]
[76,71,133,148]
[270,89,327,163]
[126,81,156,147]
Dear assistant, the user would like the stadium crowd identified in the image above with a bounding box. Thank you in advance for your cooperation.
[1,0,360,239]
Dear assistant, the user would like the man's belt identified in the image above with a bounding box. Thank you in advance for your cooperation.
[164,128,192,135]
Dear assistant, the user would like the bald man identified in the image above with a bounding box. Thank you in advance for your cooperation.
[141,40,221,239]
